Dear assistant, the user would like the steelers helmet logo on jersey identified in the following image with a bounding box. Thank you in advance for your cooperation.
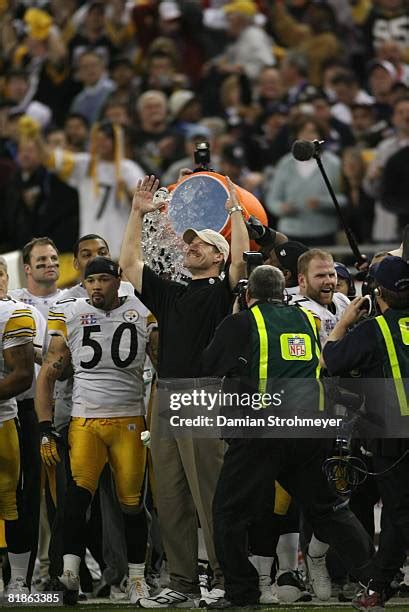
[124,309,139,323]
[288,336,306,357]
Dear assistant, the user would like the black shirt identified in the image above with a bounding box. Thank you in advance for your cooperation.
[136,265,233,377]
[202,310,252,377]
[323,316,409,454]
[323,318,383,378]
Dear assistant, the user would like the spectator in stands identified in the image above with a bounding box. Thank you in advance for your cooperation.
[70,50,116,125]
[376,39,409,87]
[271,1,341,86]
[219,142,248,186]
[101,100,132,131]
[341,147,374,243]
[350,102,390,149]
[279,51,314,107]
[361,0,409,65]
[305,90,355,155]
[161,125,211,186]
[11,8,76,126]
[109,56,139,106]
[64,113,89,153]
[1,137,78,252]
[67,0,118,68]
[366,59,397,122]
[140,44,189,96]
[168,90,203,136]
[330,70,375,125]
[132,0,206,86]
[5,69,52,128]
[364,95,409,241]
[244,104,289,171]
[45,127,66,150]
[254,67,284,115]
[216,0,275,82]
[264,116,345,245]
[132,90,183,177]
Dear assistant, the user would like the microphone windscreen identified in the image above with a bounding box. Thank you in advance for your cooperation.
[292,139,315,161]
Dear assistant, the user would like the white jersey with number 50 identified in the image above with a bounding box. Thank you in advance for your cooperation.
[48,295,150,418]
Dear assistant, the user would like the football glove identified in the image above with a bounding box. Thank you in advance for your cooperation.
[39,420,61,466]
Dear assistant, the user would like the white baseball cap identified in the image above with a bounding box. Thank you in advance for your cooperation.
[183,228,230,262]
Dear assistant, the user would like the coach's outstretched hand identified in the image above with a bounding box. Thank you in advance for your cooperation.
[132,175,161,216]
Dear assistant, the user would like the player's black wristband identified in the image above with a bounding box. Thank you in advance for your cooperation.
[39,420,60,441]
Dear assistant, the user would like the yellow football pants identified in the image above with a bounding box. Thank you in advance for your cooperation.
[69,416,147,508]
[0,419,20,520]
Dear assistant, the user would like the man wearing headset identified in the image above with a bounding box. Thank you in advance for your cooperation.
[322,256,409,611]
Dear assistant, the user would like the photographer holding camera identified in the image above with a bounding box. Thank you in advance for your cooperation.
[322,256,409,610]
[202,265,373,608]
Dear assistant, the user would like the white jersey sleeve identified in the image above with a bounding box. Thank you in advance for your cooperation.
[16,303,47,401]
[0,299,36,422]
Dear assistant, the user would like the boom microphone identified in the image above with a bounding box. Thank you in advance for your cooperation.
[291,139,323,161]
[291,138,366,267]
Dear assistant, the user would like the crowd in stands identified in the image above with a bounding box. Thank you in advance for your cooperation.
[0,0,409,264]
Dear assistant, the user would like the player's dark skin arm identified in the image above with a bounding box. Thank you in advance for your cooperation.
[35,335,71,423]
[0,343,34,400]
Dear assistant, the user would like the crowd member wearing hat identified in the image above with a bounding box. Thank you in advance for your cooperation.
[213,0,275,82]
[268,241,309,297]
[120,174,249,608]
[168,89,203,137]
[366,60,396,123]
[11,7,74,126]
[322,256,409,610]
[334,262,356,299]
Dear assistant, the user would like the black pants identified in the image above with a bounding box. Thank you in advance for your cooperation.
[369,453,409,591]
[213,438,374,605]
[47,426,105,590]
[17,400,41,587]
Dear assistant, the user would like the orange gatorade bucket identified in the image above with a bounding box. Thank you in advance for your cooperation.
[167,171,267,245]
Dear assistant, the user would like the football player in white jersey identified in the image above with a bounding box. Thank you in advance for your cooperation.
[290,248,350,599]
[8,237,62,585]
[35,257,152,605]
[292,249,350,345]
[44,121,145,260]
[0,298,35,595]
[0,257,46,589]
[9,237,62,319]
[63,233,135,300]
[53,234,151,598]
